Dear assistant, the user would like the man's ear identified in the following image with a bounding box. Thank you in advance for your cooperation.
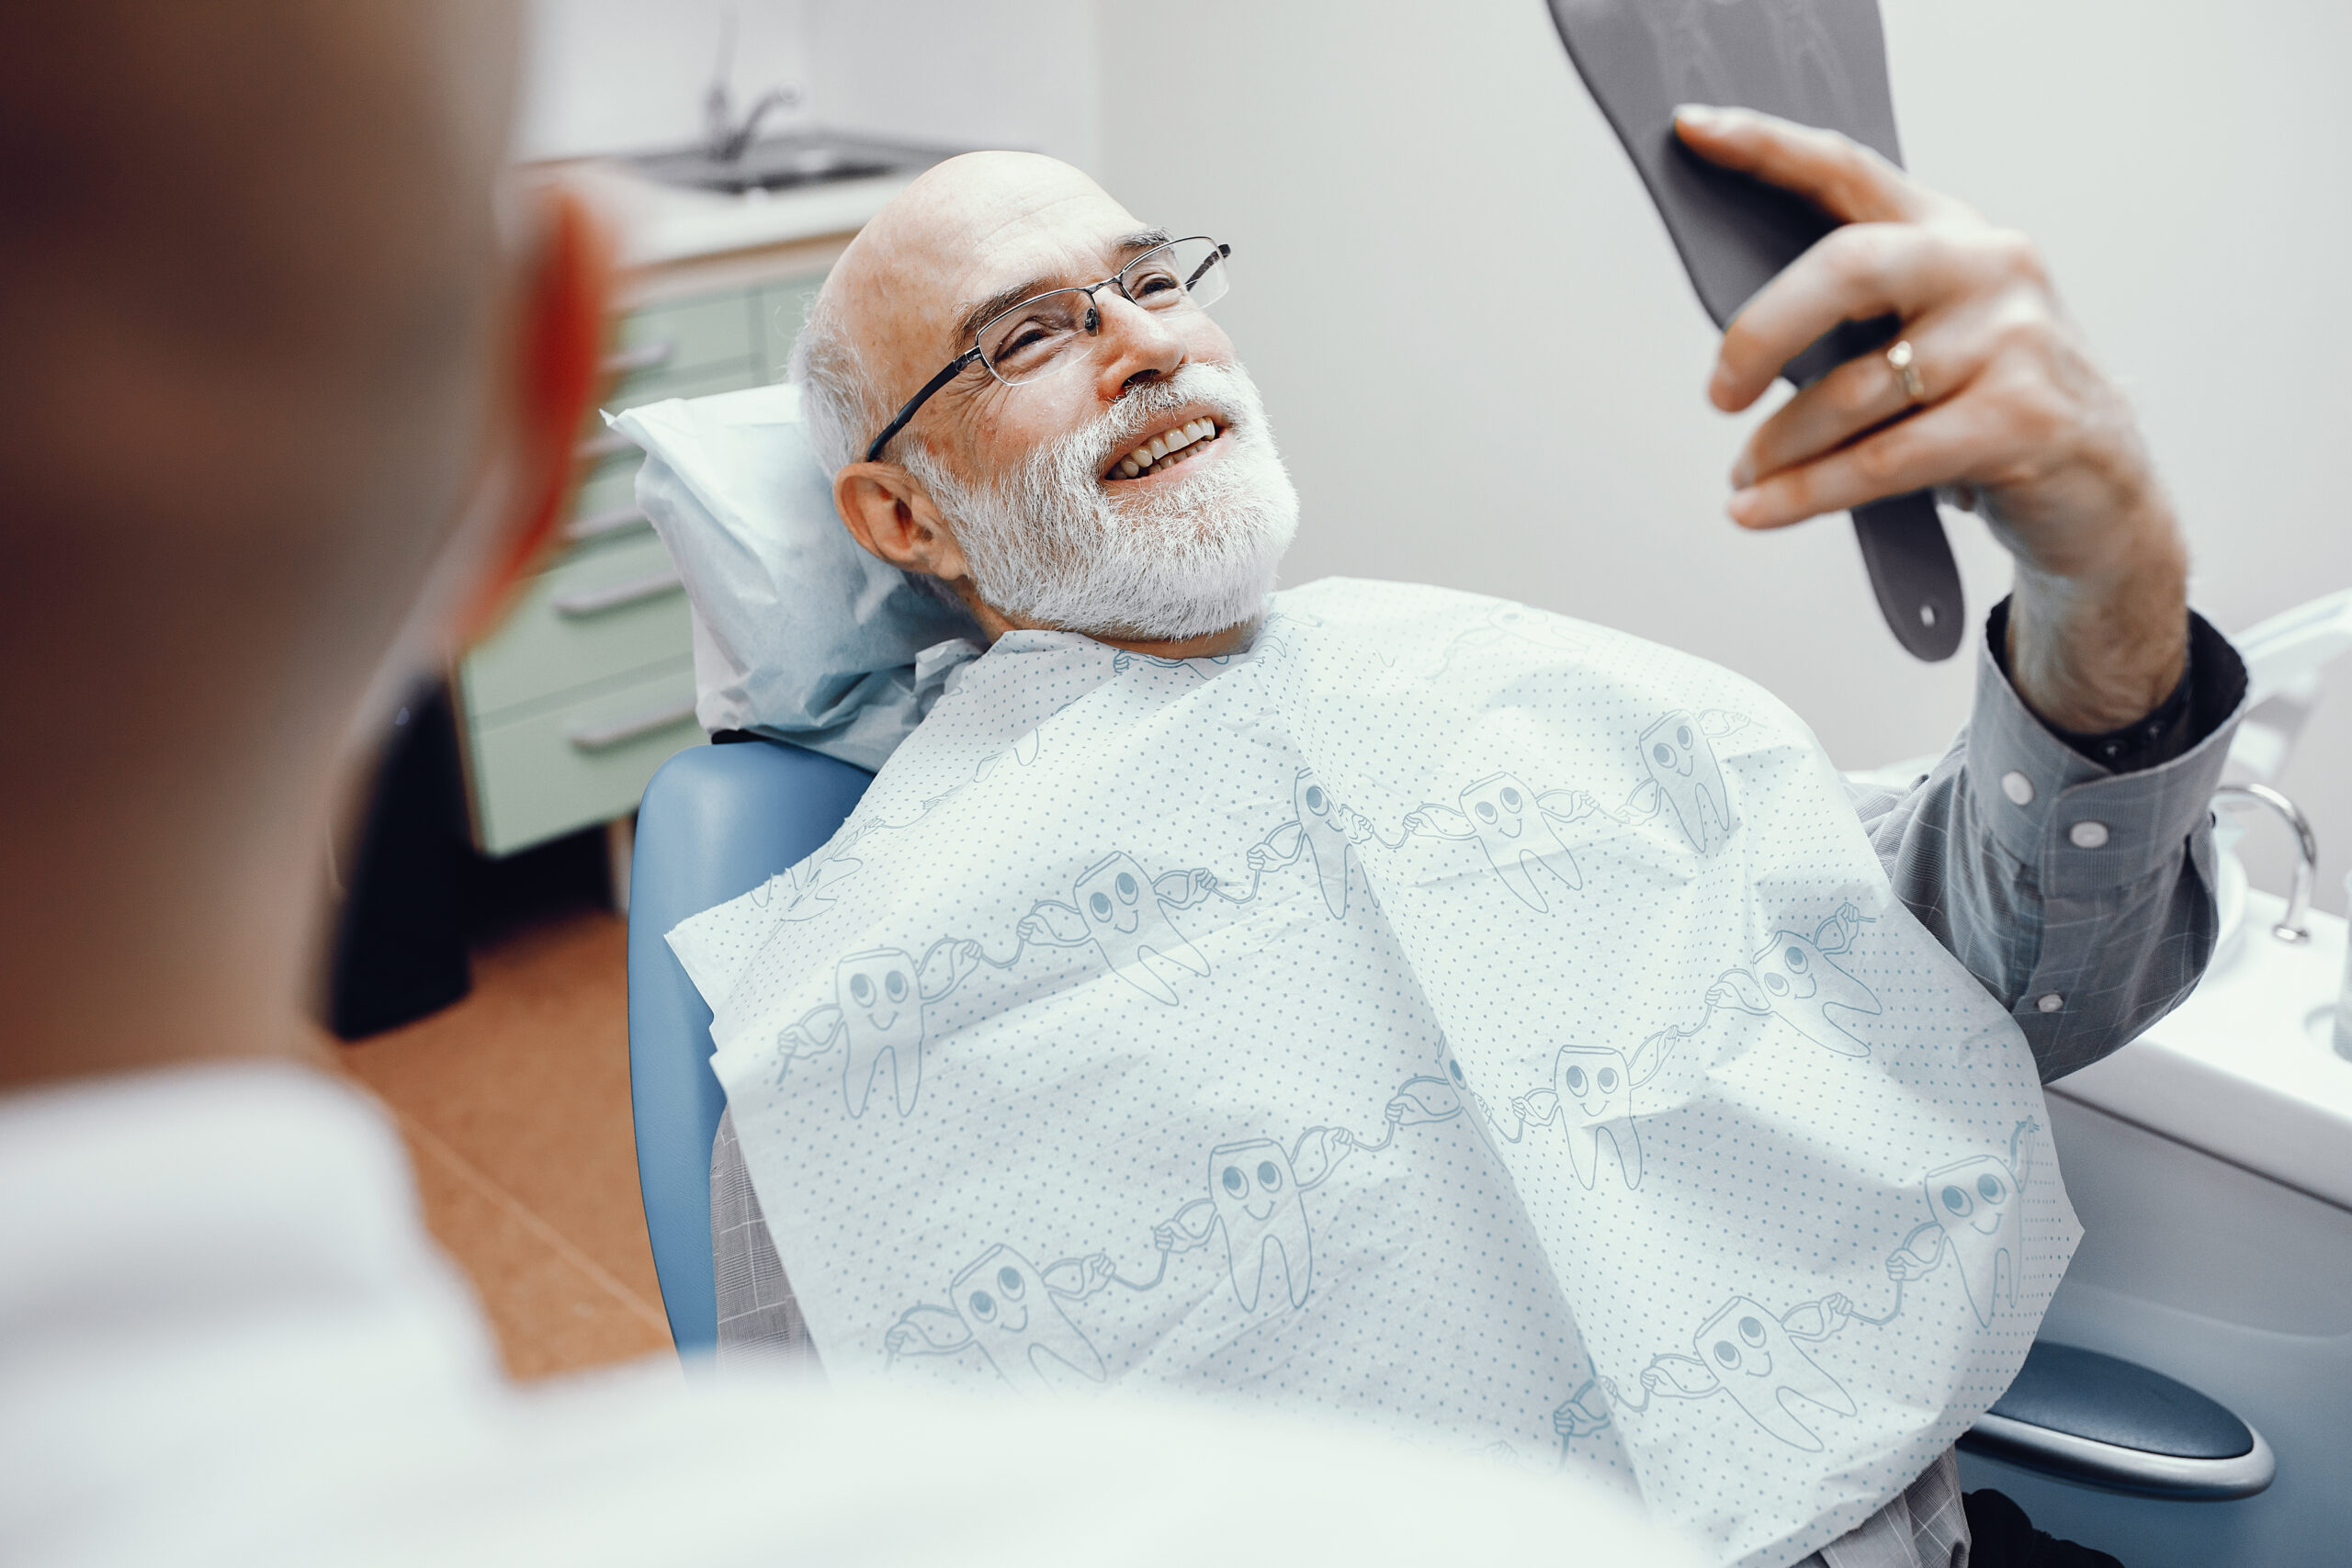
[455,183,615,645]
[834,460,970,583]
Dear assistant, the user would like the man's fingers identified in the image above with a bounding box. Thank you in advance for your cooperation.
[1711,222,1975,410]
[1727,396,1996,530]
[1673,105,1923,228]
[1731,307,1987,488]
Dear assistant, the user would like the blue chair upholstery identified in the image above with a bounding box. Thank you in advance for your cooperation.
[626,738,872,1354]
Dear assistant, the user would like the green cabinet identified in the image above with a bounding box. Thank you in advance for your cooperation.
[454,267,829,856]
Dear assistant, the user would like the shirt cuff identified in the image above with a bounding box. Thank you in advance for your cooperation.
[1964,601,2248,899]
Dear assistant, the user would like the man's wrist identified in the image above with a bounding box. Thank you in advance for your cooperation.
[2003,502,2189,733]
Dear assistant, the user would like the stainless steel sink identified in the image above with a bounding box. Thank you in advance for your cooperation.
[629,132,953,197]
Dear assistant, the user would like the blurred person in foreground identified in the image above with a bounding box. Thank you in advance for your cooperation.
[0,6,1678,1566]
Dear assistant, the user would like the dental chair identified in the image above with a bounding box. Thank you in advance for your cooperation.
[624,732,872,1353]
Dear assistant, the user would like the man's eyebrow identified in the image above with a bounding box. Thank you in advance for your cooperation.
[948,229,1177,347]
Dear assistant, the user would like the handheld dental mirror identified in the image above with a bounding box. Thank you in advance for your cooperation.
[1544,0,1964,660]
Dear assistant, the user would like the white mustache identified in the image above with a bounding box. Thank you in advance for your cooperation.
[906,360,1301,642]
[1069,377,1250,479]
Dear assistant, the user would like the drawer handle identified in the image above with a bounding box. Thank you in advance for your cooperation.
[602,338,677,377]
[576,429,638,465]
[564,697,698,753]
[565,503,650,543]
[550,568,682,617]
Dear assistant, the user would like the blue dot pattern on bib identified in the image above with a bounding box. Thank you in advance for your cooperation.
[670,579,2077,1568]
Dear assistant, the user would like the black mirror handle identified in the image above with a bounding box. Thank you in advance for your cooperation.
[1545,0,1966,660]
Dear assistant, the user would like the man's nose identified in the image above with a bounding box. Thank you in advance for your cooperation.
[1090,290,1186,400]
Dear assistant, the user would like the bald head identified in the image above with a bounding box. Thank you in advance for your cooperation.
[796,152,1164,476]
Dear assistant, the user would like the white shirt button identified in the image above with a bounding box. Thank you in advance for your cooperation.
[2000,771,2035,807]
[2069,820,2110,850]
[2037,992,2064,1013]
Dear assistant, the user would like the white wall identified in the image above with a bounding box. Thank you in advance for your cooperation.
[515,0,2352,910]
[514,0,1096,166]
[514,0,813,161]
[1092,0,2352,910]
[803,0,1098,171]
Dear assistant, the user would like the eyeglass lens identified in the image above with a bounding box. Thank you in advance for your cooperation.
[975,237,1229,387]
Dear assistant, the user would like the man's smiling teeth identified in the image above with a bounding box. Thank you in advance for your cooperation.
[1111,418,1219,480]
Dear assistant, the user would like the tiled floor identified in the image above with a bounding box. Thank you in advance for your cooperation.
[334,908,677,1381]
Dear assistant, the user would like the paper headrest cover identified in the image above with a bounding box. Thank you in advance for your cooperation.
[614,383,982,773]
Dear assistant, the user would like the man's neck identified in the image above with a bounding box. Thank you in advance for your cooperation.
[960,592,1261,660]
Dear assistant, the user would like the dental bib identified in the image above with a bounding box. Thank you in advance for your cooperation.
[673,579,2076,1568]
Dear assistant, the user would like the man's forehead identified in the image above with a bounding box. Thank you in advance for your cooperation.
[837,153,1153,364]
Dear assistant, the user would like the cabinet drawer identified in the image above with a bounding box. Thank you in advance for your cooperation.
[756,273,827,380]
[567,362,766,540]
[460,532,690,718]
[469,661,703,856]
[567,455,649,543]
[611,290,758,383]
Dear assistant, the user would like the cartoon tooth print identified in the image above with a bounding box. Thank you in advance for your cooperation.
[1074,853,1211,1005]
[1293,770,1356,919]
[833,948,923,1117]
[1204,1139,1313,1313]
[776,938,982,1117]
[1464,773,1584,911]
[1021,854,1214,1006]
[1709,905,1882,1058]
[1155,1127,1356,1314]
[1248,769,1361,920]
[1690,1296,1858,1451]
[1610,1288,1866,1451]
[1545,1043,1642,1190]
[1749,931,1880,1057]
[1640,709,1734,854]
[950,1245,1107,1392]
[1890,1119,2038,1326]
[1404,775,1599,913]
[1927,1156,2026,1324]
[884,1244,1111,1394]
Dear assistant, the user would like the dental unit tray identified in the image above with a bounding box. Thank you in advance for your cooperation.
[1545,0,1965,660]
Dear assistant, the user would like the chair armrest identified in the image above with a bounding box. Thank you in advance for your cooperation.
[628,737,873,1355]
[1959,1341,2274,1500]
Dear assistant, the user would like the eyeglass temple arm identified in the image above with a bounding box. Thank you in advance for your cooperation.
[1182,243,1231,291]
[864,347,982,464]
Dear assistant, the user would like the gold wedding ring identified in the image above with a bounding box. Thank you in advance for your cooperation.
[1886,338,1926,404]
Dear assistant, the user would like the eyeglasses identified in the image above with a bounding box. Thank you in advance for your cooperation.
[863,235,1232,463]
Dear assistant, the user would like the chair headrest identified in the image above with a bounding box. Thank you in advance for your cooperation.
[614,383,982,772]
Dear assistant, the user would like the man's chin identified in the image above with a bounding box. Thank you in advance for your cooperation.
[1022,547,1285,645]
[946,378,1301,644]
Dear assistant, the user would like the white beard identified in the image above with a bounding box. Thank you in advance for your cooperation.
[904,361,1300,641]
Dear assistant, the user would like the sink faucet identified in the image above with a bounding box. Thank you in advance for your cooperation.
[701,9,799,163]
[705,82,797,163]
[2213,783,2318,943]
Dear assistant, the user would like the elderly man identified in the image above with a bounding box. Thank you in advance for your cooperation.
[690,130,2241,1568]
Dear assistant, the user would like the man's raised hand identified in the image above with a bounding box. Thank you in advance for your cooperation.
[1673,104,2188,732]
